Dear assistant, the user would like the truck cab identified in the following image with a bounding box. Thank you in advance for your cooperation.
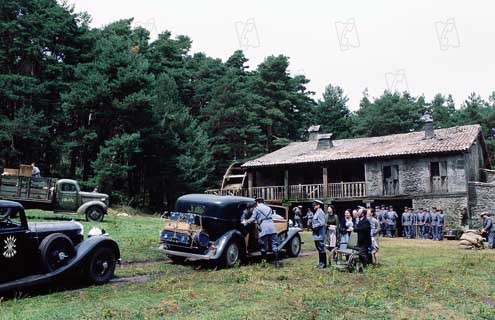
[54,179,109,222]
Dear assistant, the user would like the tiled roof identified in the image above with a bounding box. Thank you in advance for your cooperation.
[242,124,482,168]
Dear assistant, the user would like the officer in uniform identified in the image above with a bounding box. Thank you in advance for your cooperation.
[417,208,425,239]
[311,200,327,269]
[402,207,411,238]
[431,207,439,240]
[242,198,281,267]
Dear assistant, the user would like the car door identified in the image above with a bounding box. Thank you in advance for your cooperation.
[0,207,30,283]
[55,182,79,211]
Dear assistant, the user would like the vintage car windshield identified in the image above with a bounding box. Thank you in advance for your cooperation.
[168,211,200,224]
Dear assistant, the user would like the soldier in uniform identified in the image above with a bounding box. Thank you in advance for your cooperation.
[417,208,425,239]
[380,205,387,237]
[293,205,303,228]
[431,207,439,240]
[424,208,432,239]
[437,209,445,241]
[402,207,411,238]
[388,206,398,238]
[410,208,418,239]
[305,208,313,231]
[311,200,327,269]
[242,198,281,267]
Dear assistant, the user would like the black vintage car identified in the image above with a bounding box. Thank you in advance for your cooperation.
[0,200,120,293]
[158,194,302,268]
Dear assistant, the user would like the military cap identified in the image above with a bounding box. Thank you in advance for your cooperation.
[312,200,324,206]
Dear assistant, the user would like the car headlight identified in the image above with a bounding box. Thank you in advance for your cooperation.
[101,197,107,202]
[193,230,209,247]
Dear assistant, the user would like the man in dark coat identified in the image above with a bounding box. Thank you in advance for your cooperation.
[350,208,372,269]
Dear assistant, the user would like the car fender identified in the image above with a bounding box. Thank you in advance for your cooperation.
[209,229,245,260]
[0,236,120,293]
[278,227,302,250]
[77,201,107,215]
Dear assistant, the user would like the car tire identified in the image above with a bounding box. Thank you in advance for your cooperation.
[86,206,105,222]
[39,233,76,272]
[85,246,117,285]
[221,240,241,268]
[286,234,301,257]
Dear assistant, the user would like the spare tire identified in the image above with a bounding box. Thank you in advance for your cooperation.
[39,233,75,272]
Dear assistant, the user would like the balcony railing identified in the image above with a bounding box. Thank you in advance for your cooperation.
[205,181,367,201]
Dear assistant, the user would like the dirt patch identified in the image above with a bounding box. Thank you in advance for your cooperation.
[482,296,495,308]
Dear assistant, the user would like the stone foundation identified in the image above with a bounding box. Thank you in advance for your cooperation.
[412,194,468,228]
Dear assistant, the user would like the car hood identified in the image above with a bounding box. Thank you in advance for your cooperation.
[28,221,83,234]
[79,191,108,199]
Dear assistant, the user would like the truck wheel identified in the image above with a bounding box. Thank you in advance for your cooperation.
[286,234,301,257]
[39,233,75,272]
[221,240,241,268]
[86,206,104,222]
[86,246,117,285]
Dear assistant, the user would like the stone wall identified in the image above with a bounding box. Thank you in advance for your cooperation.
[468,182,495,228]
[365,154,467,197]
[413,195,468,228]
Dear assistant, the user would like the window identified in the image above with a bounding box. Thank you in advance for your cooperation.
[0,207,21,230]
[383,165,399,195]
[61,183,77,192]
[430,161,448,192]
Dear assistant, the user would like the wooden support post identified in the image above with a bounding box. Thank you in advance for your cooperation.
[284,170,289,200]
[322,167,328,198]
[248,172,253,198]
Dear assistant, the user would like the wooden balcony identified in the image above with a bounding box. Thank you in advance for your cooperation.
[206,181,367,202]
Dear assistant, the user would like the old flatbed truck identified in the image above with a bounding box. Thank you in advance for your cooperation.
[0,176,109,222]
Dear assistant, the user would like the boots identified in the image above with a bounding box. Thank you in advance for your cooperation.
[274,251,281,268]
[315,252,327,269]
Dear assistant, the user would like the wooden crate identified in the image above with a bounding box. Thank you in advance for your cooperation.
[2,168,19,176]
[19,164,32,177]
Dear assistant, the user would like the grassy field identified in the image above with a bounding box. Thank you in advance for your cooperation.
[1,210,495,319]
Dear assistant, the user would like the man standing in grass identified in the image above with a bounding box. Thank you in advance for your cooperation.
[349,208,372,270]
[480,212,495,249]
[311,200,327,269]
[417,208,425,239]
[437,209,445,241]
[431,208,439,240]
[402,207,411,238]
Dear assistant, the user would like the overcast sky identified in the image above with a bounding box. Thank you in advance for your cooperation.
[69,0,495,110]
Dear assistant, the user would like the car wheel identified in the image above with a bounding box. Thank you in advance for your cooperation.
[86,206,105,222]
[86,246,117,285]
[167,255,186,264]
[39,233,76,272]
[286,234,301,257]
[221,240,241,268]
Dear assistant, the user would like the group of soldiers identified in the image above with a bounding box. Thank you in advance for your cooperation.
[375,205,446,240]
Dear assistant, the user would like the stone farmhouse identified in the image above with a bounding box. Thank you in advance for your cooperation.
[208,121,495,229]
